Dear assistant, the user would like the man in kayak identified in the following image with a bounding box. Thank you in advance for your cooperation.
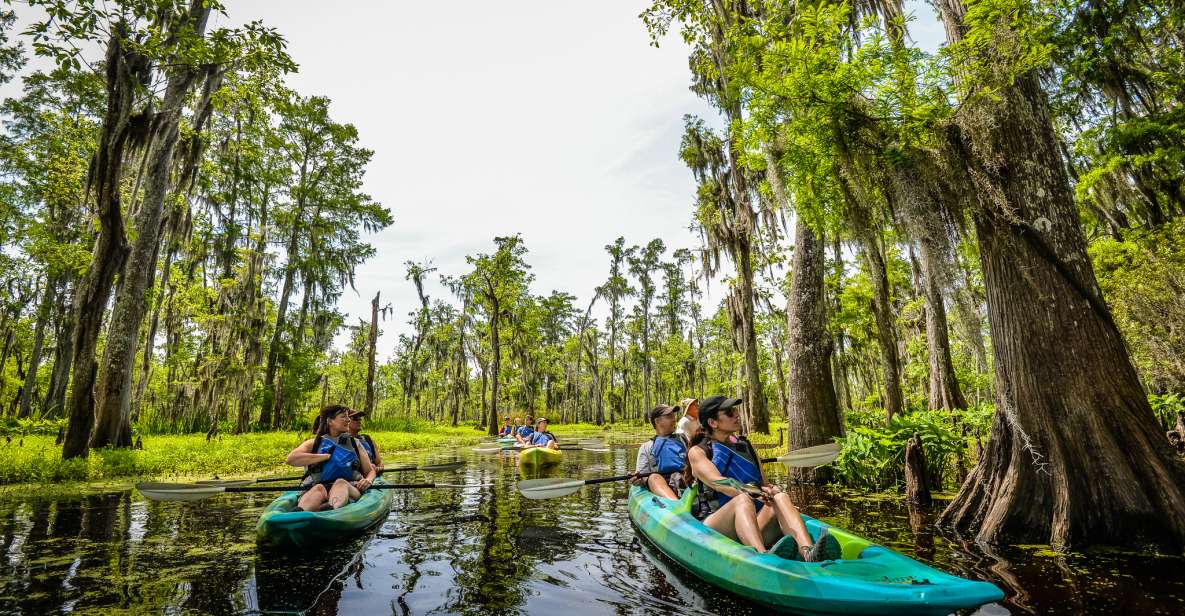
[285,405,377,512]
[348,409,382,468]
[687,396,839,561]
[515,414,535,444]
[499,417,514,436]
[633,403,689,499]
[521,417,559,450]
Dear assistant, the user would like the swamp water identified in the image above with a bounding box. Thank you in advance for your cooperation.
[1,444,1183,615]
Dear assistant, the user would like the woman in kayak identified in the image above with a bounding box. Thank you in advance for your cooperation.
[521,417,559,450]
[633,403,689,499]
[688,396,838,561]
[499,417,513,436]
[675,397,699,440]
[286,405,377,512]
[348,409,382,468]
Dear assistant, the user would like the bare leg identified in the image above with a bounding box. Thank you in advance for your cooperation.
[297,484,328,512]
[768,492,813,548]
[704,496,767,552]
[328,479,362,509]
[646,474,678,500]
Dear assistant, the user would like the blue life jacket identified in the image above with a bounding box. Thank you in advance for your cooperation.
[304,434,361,485]
[529,431,555,447]
[517,425,534,438]
[651,435,687,475]
[499,425,512,436]
[710,440,763,509]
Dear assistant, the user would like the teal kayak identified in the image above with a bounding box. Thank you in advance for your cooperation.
[256,479,394,548]
[628,485,1004,615]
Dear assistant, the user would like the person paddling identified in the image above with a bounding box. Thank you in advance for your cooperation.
[633,403,689,499]
[522,417,558,450]
[688,396,839,561]
[348,410,382,468]
[285,405,377,512]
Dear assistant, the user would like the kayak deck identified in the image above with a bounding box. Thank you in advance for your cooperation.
[256,479,394,549]
[628,485,1004,615]
[519,446,562,467]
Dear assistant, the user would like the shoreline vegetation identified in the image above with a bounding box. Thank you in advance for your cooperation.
[0,421,670,488]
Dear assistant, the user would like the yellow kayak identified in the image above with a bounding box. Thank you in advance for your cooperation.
[519,446,562,467]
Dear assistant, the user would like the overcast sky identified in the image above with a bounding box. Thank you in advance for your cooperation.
[8,1,945,360]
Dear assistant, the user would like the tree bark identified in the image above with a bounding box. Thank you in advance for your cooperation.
[365,292,379,415]
[18,274,58,418]
[905,432,932,505]
[90,7,213,449]
[934,9,1185,546]
[858,228,905,421]
[261,226,299,428]
[62,25,144,459]
[487,296,501,436]
[918,237,967,411]
[43,279,75,420]
[785,219,844,482]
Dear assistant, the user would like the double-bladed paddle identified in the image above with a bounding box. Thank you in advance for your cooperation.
[516,442,841,500]
[196,461,465,486]
[137,480,487,502]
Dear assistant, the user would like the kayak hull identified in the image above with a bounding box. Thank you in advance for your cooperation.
[519,446,562,467]
[256,480,394,549]
[628,485,1004,615]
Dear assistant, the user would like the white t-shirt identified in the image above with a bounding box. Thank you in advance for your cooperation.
[675,416,696,439]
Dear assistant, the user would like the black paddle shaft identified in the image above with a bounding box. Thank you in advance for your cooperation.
[221,482,437,493]
[253,465,418,484]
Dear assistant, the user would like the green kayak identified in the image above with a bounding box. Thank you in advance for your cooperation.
[628,485,1004,615]
[519,446,562,467]
[256,479,394,549]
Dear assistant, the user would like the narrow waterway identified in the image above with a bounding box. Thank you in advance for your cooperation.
[1,444,1183,615]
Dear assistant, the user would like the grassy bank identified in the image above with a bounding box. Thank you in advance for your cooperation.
[0,420,682,486]
[0,424,490,486]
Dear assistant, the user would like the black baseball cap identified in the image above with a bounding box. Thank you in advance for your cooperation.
[698,396,743,428]
[648,404,680,425]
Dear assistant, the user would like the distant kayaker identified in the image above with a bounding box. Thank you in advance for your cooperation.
[632,403,689,499]
[348,409,382,468]
[688,396,839,562]
[499,417,514,436]
[522,417,559,450]
[285,404,378,512]
[675,398,700,440]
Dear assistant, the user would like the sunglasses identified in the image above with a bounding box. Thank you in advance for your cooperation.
[720,408,739,418]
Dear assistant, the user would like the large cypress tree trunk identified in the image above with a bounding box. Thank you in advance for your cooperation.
[62,26,145,459]
[785,219,844,482]
[91,6,213,449]
[936,2,1185,547]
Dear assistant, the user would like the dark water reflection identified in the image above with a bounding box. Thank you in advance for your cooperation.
[1,445,1183,615]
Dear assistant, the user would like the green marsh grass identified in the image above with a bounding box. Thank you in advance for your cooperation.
[0,420,666,486]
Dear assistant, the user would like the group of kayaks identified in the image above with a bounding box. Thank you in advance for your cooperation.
[253,447,1002,614]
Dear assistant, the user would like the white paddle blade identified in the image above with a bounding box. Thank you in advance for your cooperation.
[777,442,842,468]
[136,483,227,502]
[517,478,586,500]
